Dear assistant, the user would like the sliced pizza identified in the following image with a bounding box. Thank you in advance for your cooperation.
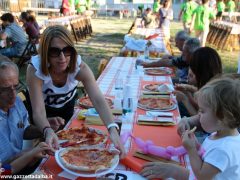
[144,83,164,92]
[144,67,172,76]
[58,147,119,173]
[138,96,175,110]
[78,96,113,109]
[57,126,108,147]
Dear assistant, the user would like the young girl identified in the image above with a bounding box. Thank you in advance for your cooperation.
[140,77,240,179]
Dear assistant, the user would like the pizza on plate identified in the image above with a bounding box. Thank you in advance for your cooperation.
[138,96,174,110]
[144,83,164,92]
[57,126,107,147]
[144,68,172,76]
[58,148,119,173]
[78,96,113,109]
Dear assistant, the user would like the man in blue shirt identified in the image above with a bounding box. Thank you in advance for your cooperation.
[0,56,53,174]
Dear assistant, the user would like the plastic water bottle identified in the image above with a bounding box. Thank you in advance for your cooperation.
[144,45,149,60]
[115,70,124,98]
[122,84,133,115]
[122,97,133,115]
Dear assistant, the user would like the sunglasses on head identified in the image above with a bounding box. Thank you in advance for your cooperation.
[48,46,75,58]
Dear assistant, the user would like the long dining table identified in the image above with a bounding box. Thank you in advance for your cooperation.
[37,57,193,180]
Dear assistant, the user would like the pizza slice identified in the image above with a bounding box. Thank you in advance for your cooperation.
[57,126,108,147]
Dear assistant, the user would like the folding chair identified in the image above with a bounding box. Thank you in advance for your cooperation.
[16,38,38,70]
[97,59,108,78]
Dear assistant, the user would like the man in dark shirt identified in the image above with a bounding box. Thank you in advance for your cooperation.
[141,8,153,28]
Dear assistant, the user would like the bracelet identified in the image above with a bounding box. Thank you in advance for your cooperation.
[107,123,119,131]
[42,126,51,138]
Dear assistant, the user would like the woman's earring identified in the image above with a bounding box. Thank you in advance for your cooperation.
[47,62,50,68]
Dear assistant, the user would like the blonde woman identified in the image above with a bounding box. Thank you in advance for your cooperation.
[26,25,125,158]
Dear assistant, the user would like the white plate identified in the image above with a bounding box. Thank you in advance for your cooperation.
[144,67,172,76]
[138,103,177,112]
[55,148,119,177]
[143,83,173,93]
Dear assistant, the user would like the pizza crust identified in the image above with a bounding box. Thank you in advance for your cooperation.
[78,96,113,109]
[58,147,119,173]
[138,97,175,110]
[144,67,172,76]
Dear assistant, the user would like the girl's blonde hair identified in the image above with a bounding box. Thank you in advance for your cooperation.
[197,77,240,128]
[39,25,77,76]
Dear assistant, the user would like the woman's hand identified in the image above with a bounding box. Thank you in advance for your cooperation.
[44,128,59,155]
[174,90,188,102]
[175,84,197,93]
[48,116,65,131]
[109,127,126,159]
[140,162,189,179]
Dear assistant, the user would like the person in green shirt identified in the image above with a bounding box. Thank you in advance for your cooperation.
[227,0,236,12]
[153,0,161,13]
[178,0,197,34]
[227,0,236,22]
[190,0,215,47]
[75,0,87,15]
[216,0,225,21]
[69,0,75,14]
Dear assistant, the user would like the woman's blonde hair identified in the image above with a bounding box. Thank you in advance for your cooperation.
[197,77,240,128]
[39,25,77,75]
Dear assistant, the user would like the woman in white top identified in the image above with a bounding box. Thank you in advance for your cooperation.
[159,0,173,40]
[26,25,125,157]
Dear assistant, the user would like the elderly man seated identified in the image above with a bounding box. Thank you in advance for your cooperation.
[0,13,28,58]
[140,34,200,83]
[0,57,64,175]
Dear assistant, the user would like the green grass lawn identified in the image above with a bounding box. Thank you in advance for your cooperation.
[19,17,238,84]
